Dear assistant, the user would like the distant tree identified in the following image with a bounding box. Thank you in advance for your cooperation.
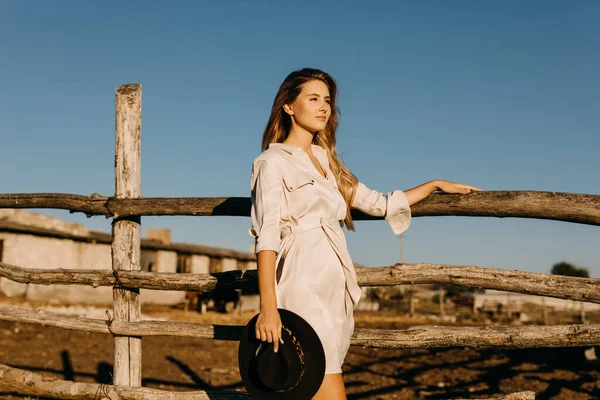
[551,261,590,278]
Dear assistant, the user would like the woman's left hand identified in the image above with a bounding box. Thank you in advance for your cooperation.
[435,180,483,195]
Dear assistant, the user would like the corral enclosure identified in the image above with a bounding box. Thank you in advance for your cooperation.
[0,84,599,399]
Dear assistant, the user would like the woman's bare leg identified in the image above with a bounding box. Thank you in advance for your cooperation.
[312,373,346,400]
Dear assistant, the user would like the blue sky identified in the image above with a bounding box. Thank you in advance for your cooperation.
[1,1,598,276]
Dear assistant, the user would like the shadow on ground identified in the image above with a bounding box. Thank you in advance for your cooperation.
[1,317,599,399]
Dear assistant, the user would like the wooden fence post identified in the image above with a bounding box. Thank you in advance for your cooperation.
[112,84,142,386]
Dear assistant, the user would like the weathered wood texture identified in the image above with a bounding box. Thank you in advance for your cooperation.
[451,392,535,400]
[0,261,218,292]
[0,363,250,399]
[0,361,533,400]
[3,261,600,304]
[0,191,599,225]
[3,307,600,349]
[0,362,534,400]
[355,263,600,303]
[351,324,600,349]
[113,83,142,386]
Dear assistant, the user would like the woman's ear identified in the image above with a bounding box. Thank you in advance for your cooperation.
[283,104,294,116]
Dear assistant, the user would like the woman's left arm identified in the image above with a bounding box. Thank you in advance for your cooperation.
[351,179,482,235]
[404,180,483,206]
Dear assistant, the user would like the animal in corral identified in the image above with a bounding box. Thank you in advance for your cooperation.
[183,291,209,313]
[183,287,241,313]
[213,286,241,313]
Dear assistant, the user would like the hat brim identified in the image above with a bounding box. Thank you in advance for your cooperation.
[238,308,326,400]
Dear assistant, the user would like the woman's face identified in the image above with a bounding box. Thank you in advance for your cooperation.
[285,79,331,133]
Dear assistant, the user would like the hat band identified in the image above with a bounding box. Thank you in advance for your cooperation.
[276,325,305,392]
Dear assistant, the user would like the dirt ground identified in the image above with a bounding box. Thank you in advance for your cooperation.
[1,299,599,400]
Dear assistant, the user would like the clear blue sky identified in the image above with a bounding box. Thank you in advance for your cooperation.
[1,1,598,276]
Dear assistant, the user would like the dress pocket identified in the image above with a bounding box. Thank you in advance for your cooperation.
[282,174,315,192]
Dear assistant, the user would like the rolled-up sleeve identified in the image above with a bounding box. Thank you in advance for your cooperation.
[352,182,411,235]
[249,159,282,254]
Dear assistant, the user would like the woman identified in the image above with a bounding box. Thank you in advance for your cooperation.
[249,68,481,399]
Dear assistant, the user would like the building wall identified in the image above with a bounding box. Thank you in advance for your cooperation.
[221,258,237,272]
[0,233,114,304]
[0,234,187,306]
[0,203,256,308]
[190,255,210,274]
[141,250,158,272]
[0,233,26,296]
[140,250,185,305]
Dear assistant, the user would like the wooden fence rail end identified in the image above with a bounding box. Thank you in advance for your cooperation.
[0,363,250,400]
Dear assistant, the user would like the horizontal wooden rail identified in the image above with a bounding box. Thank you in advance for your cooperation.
[2,307,600,349]
[1,191,599,225]
[0,363,249,399]
[0,363,533,400]
[0,262,218,292]
[357,263,600,303]
[2,261,600,303]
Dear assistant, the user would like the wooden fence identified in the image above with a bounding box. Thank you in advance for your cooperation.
[0,84,598,399]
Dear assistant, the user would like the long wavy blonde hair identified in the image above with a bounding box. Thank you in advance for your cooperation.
[261,68,358,231]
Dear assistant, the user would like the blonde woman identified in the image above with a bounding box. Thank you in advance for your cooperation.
[250,68,481,399]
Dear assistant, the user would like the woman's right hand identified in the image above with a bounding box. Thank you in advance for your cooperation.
[255,307,284,352]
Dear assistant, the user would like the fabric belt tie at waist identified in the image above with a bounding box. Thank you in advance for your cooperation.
[278,217,362,307]
[280,217,341,237]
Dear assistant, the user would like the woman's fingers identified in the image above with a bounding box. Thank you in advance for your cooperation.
[273,331,279,352]
[279,325,284,344]
[463,184,483,191]
[453,183,483,194]
[254,312,284,353]
[256,327,281,352]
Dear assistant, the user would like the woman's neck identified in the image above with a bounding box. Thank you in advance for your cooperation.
[283,128,314,153]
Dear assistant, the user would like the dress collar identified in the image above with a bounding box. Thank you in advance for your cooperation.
[268,142,328,159]
[269,142,334,181]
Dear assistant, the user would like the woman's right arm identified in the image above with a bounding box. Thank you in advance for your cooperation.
[255,250,283,351]
[249,158,284,352]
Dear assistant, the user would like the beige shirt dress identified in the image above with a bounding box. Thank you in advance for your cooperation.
[249,143,411,374]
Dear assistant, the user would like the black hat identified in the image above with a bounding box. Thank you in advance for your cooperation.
[238,308,326,399]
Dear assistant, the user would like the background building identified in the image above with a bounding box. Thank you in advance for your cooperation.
[0,209,256,306]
